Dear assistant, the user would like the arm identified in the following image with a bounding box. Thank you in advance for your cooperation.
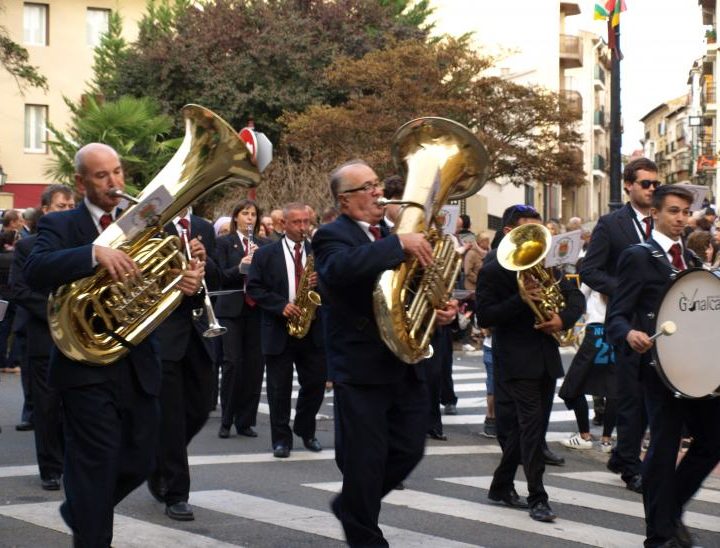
[464,250,482,287]
[215,236,245,287]
[246,249,288,318]
[605,248,648,347]
[580,216,619,296]
[557,276,586,330]
[474,262,528,328]
[9,239,49,321]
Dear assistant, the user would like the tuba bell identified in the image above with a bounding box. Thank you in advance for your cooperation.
[48,105,262,365]
[496,223,575,346]
[373,117,489,364]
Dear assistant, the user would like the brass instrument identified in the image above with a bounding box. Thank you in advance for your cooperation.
[180,227,227,338]
[48,105,261,365]
[373,117,489,364]
[287,250,321,339]
[496,223,575,346]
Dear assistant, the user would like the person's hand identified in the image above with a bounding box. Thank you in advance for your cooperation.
[176,259,204,296]
[307,271,318,289]
[435,299,459,326]
[188,238,207,262]
[240,253,253,265]
[626,329,652,353]
[283,303,302,319]
[94,245,140,282]
[534,313,563,335]
[398,233,433,267]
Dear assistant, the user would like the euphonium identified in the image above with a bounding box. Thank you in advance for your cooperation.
[496,223,575,346]
[373,117,489,364]
[48,105,261,365]
[287,252,322,339]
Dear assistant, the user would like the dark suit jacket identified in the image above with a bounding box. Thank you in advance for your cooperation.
[9,235,53,358]
[580,202,645,298]
[312,214,415,384]
[246,239,323,355]
[155,215,220,362]
[605,239,701,369]
[214,231,269,318]
[23,202,162,395]
[475,248,585,381]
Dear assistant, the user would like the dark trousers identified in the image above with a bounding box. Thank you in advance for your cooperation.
[439,327,456,406]
[333,373,428,547]
[426,327,449,433]
[265,336,326,448]
[491,374,555,506]
[16,330,32,423]
[641,366,720,547]
[154,332,214,505]
[610,349,647,479]
[220,308,264,430]
[60,360,159,548]
[29,354,63,480]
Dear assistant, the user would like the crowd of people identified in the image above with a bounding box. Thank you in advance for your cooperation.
[0,147,718,548]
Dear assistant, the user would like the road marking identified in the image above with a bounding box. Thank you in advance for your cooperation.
[442,409,577,425]
[190,490,480,548]
[0,465,37,478]
[305,482,645,547]
[440,476,720,533]
[551,472,720,504]
[0,501,241,547]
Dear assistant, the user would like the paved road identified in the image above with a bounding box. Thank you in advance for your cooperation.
[0,349,718,547]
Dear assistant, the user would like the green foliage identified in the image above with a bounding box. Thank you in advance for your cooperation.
[88,11,128,99]
[45,96,177,193]
[0,27,47,91]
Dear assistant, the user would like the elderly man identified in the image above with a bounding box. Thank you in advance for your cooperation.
[312,159,457,546]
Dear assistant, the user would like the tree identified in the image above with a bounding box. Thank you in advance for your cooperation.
[45,96,177,193]
[87,10,128,99]
[0,2,46,90]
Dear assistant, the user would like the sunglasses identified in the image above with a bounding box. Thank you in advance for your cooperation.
[635,179,661,189]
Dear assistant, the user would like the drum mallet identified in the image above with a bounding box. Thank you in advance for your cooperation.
[649,321,677,342]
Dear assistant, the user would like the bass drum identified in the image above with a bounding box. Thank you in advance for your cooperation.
[653,268,720,398]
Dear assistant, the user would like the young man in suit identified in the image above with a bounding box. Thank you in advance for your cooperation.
[247,202,326,458]
[23,143,204,547]
[580,157,660,493]
[476,204,585,522]
[606,184,720,548]
[9,184,75,491]
[148,207,220,521]
[312,160,457,546]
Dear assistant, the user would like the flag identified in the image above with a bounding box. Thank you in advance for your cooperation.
[603,0,627,59]
[594,4,608,20]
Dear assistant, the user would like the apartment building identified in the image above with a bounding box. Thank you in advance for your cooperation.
[0,1,145,209]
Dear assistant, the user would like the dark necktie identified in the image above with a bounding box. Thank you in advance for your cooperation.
[99,213,113,232]
[669,243,685,270]
[642,216,652,240]
[368,226,382,241]
[293,242,304,292]
[178,217,190,245]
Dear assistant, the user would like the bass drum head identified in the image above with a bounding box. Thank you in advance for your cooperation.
[654,269,720,398]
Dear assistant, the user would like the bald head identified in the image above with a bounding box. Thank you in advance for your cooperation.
[73,143,125,212]
[74,143,119,177]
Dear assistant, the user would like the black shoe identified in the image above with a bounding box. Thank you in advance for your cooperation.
[606,457,623,475]
[165,501,195,521]
[427,429,448,441]
[488,488,529,509]
[330,494,343,520]
[624,474,643,494]
[238,426,258,437]
[542,447,565,466]
[273,444,290,458]
[529,500,557,522]
[444,404,458,416]
[673,519,693,548]
[15,422,33,432]
[302,437,322,452]
[218,425,230,439]
[394,482,405,490]
[41,476,61,491]
[147,475,168,503]
[483,418,497,439]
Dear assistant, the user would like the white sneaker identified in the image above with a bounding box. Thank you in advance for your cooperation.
[600,441,613,453]
[462,343,476,352]
[561,433,592,450]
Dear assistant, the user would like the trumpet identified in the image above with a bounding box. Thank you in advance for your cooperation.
[181,228,227,338]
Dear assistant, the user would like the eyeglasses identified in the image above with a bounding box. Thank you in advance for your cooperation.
[635,179,662,189]
[340,181,384,194]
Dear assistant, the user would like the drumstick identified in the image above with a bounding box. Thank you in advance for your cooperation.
[649,321,677,342]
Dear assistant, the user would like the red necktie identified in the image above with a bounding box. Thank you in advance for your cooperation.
[669,243,685,270]
[99,213,113,231]
[642,217,652,240]
[293,242,304,292]
[368,226,382,240]
[178,217,190,245]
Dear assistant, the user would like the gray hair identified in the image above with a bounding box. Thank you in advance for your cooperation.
[329,159,369,202]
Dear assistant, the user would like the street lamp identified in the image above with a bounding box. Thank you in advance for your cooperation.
[0,165,6,186]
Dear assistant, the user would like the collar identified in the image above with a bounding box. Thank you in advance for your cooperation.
[651,229,682,254]
[383,215,395,228]
[84,197,115,225]
[283,235,304,249]
[630,204,651,222]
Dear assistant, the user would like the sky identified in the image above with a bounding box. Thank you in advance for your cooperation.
[568,0,706,154]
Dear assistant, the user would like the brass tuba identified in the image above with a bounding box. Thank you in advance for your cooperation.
[373,117,489,364]
[48,105,261,365]
[287,252,322,339]
[496,223,575,346]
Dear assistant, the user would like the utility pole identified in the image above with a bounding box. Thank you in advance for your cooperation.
[608,22,623,211]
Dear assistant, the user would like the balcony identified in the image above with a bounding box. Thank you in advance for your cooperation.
[703,81,717,116]
[560,90,583,120]
[560,34,583,69]
[594,65,606,90]
[593,154,606,172]
[593,109,606,132]
[560,2,581,16]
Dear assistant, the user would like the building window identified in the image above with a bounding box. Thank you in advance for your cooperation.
[24,104,47,153]
[23,3,48,46]
[87,8,110,47]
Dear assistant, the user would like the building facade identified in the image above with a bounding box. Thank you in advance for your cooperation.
[0,0,145,209]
